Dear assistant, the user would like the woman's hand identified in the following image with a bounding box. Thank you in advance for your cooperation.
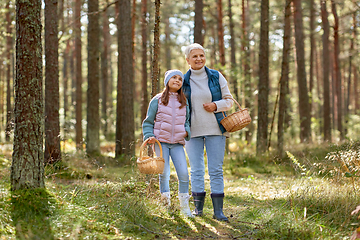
[147,137,156,144]
[203,102,217,112]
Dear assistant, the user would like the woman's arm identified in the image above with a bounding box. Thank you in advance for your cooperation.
[213,72,233,113]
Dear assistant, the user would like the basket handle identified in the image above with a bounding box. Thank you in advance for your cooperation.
[139,138,163,159]
[221,97,244,118]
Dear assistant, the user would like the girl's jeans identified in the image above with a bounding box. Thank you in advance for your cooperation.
[155,142,190,194]
[185,135,226,194]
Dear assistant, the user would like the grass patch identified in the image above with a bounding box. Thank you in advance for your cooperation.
[0,141,359,239]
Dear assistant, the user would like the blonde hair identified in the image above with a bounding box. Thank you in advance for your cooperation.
[184,43,205,59]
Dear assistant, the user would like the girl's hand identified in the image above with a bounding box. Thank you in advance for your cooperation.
[203,102,217,112]
[147,137,156,144]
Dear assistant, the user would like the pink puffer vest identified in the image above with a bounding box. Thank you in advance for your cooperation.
[154,93,187,145]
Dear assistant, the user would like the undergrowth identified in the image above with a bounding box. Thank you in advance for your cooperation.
[0,140,359,239]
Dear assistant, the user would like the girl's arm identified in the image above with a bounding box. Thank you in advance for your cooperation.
[184,101,191,141]
[142,96,159,141]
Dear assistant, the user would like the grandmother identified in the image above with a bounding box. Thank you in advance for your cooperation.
[182,43,233,221]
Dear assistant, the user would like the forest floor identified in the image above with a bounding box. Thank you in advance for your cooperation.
[0,141,360,239]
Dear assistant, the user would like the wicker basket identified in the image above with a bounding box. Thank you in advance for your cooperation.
[137,138,165,174]
[220,97,251,132]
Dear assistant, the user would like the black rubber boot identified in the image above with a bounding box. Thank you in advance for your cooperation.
[211,193,229,222]
[192,192,206,216]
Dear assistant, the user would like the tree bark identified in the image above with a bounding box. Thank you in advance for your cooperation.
[12,0,44,190]
[101,4,110,140]
[45,0,61,163]
[194,0,203,45]
[256,0,269,155]
[309,0,315,117]
[320,0,331,142]
[116,0,135,157]
[86,0,100,156]
[75,0,83,150]
[242,0,252,144]
[140,0,148,122]
[277,0,291,158]
[217,0,225,66]
[228,0,237,99]
[5,1,13,142]
[331,0,343,140]
[151,0,161,98]
[293,0,311,143]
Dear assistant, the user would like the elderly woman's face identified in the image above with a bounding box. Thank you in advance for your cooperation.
[186,49,206,70]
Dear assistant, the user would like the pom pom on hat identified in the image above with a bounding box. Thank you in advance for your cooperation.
[164,69,184,86]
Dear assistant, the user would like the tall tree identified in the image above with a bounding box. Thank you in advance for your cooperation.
[140,0,148,122]
[293,0,311,142]
[242,0,252,144]
[320,0,331,142]
[86,0,100,156]
[116,0,135,157]
[352,2,359,112]
[331,0,343,140]
[256,0,269,155]
[309,0,315,116]
[228,0,237,99]
[5,1,12,142]
[217,0,225,66]
[278,0,292,157]
[12,0,44,190]
[194,0,203,45]
[45,0,61,163]
[75,0,83,150]
[101,2,110,139]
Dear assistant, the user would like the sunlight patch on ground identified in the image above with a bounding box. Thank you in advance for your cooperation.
[226,176,291,200]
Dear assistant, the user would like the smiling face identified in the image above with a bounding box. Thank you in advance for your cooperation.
[167,75,183,92]
[186,49,206,70]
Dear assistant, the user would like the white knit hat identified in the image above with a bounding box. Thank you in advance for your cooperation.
[164,69,184,86]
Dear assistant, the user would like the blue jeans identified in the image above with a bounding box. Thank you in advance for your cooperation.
[185,135,226,194]
[155,142,190,194]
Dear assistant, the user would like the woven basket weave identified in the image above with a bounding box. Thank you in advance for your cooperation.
[220,97,251,132]
[137,138,165,174]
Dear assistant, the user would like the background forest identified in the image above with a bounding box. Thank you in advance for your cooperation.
[1,0,360,239]
[1,0,359,159]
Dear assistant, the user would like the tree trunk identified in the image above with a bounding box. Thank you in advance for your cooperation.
[320,0,331,142]
[116,0,135,157]
[151,0,161,98]
[140,0,148,122]
[101,6,110,139]
[242,0,252,144]
[293,0,311,143]
[331,0,343,140]
[228,0,237,99]
[256,0,269,155]
[63,40,70,142]
[217,0,225,66]
[5,1,13,142]
[194,0,203,45]
[75,0,83,150]
[309,0,315,117]
[12,0,44,190]
[86,0,100,156]
[277,0,291,158]
[353,8,359,113]
[164,15,171,71]
[45,0,61,164]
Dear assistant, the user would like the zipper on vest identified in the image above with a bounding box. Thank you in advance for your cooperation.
[171,96,175,143]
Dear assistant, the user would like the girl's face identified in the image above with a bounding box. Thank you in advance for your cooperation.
[168,75,183,92]
[186,49,206,70]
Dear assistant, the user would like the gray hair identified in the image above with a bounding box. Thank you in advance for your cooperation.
[184,43,206,59]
